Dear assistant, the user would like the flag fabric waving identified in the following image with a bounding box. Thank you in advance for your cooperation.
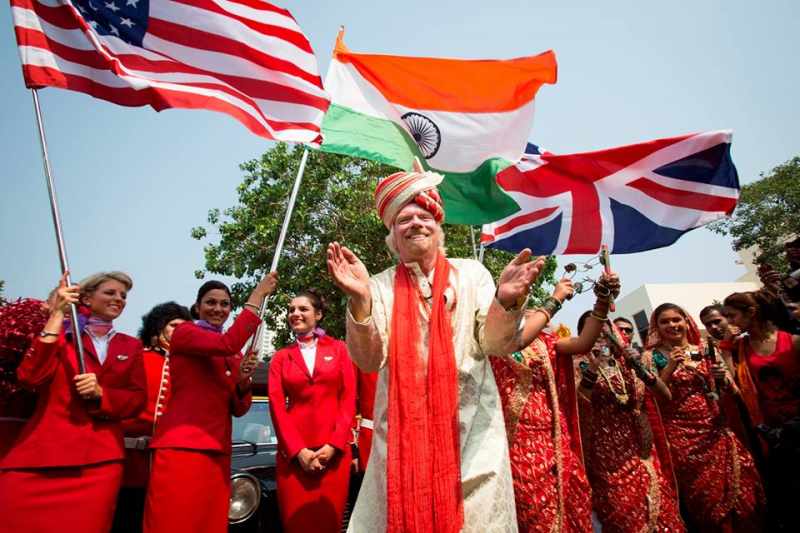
[320,30,557,224]
[481,131,740,255]
[11,0,329,144]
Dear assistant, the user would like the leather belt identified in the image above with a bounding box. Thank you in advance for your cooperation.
[124,436,151,450]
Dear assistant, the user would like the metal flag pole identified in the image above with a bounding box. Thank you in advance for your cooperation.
[247,148,310,359]
[469,225,477,260]
[31,89,86,373]
[478,242,486,264]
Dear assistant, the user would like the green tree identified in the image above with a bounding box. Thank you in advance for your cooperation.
[709,156,800,270]
[192,143,555,347]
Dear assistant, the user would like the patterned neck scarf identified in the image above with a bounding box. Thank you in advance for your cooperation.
[86,316,113,338]
[194,320,223,333]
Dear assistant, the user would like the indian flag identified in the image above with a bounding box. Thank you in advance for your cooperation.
[320,30,558,224]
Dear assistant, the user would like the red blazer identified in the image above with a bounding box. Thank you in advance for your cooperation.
[150,309,259,454]
[1,331,146,469]
[268,335,356,459]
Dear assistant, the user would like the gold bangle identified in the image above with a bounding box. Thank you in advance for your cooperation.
[243,303,260,313]
[533,307,552,322]
[589,311,608,322]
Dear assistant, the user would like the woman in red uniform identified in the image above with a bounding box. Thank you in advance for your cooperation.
[723,290,800,531]
[646,303,765,532]
[112,302,192,533]
[143,273,277,533]
[268,289,356,533]
[0,271,146,533]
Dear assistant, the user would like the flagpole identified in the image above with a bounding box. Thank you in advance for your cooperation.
[31,89,86,373]
[248,147,310,359]
[469,225,477,260]
[478,243,486,264]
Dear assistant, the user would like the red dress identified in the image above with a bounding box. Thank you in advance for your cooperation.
[656,355,765,531]
[491,331,592,533]
[144,311,258,533]
[579,354,685,533]
[268,334,356,533]
[0,331,146,533]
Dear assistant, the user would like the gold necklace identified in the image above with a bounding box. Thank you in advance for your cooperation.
[598,361,629,405]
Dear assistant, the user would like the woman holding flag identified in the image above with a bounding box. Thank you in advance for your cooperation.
[0,271,146,533]
[144,273,277,533]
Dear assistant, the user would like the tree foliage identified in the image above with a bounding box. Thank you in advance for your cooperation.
[709,156,800,271]
[192,143,555,347]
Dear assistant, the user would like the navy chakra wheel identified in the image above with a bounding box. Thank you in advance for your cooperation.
[401,112,441,159]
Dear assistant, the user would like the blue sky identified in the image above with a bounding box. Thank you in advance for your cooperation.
[1,0,798,335]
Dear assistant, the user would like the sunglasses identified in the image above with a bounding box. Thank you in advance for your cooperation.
[617,327,634,335]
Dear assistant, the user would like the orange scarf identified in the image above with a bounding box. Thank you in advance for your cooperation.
[386,253,463,533]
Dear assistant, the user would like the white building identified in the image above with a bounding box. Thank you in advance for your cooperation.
[611,281,760,345]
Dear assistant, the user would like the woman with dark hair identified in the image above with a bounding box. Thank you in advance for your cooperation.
[723,290,800,531]
[646,303,764,532]
[0,272,146,533]
[489,274,620,533]
[574,310,684,533]
[144,273,278,533]
[268,289,356,533]
[112,302,192,533]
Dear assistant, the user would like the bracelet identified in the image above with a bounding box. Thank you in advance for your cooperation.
[533,307,552,323]
[243,303,260,313]
[589,311,608,322]
[541,297,562,317]
[38,330,59,338]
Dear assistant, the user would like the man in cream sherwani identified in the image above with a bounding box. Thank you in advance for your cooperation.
[327,162,543,533]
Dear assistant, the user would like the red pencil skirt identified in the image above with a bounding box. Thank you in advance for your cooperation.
[277,447,351,533]
[0,460,123,533]
[143,449,230,533]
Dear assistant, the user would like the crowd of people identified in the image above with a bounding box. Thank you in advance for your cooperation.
[1,164,799,533]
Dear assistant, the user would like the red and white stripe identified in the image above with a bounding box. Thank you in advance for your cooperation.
[11,0,329,144]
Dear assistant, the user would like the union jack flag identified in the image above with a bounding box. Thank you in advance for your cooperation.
[11,0,329,144]
[481,130,740,255]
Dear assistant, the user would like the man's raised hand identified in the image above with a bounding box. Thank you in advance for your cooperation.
[496,249,545,310]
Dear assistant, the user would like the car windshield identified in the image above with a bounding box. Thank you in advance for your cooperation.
[232,400,278,445]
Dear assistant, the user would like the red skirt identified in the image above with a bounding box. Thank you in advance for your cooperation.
[143,449,230,533]
[277,447,351,533]
[0,461,123,533]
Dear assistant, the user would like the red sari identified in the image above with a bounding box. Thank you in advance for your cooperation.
[656,355,765,531]
[491,331,592,533]
[579,353,684,533]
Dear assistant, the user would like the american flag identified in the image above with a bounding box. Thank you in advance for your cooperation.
[481,130,740,255]
[11,0,329,144]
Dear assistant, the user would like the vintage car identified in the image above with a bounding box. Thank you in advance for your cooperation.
[228,396,282,532]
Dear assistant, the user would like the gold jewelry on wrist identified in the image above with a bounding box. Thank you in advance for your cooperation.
[243,302,260,313]
[589,311,608,322]
[533,307,552,323]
